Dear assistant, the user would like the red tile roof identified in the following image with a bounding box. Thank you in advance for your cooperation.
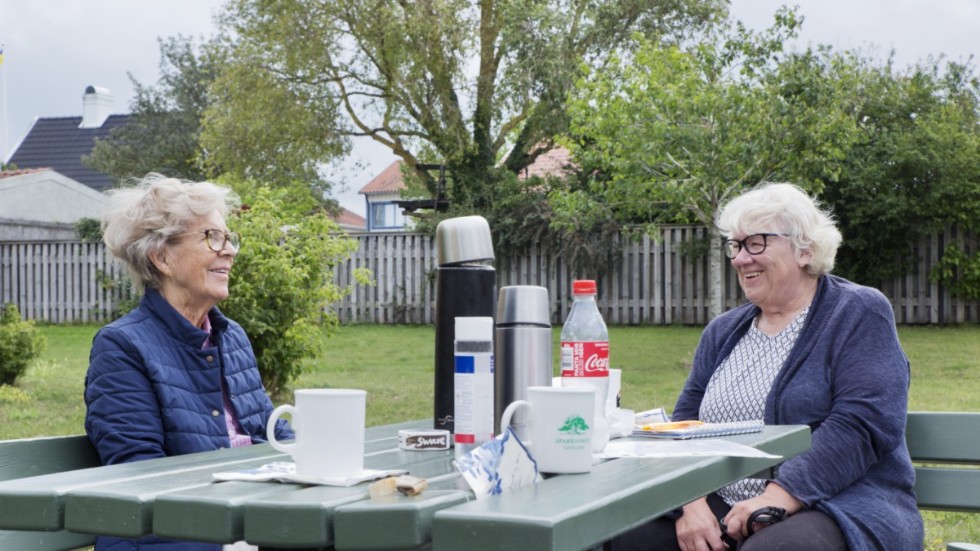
[0,167,53,180]
[334,207,366,230]
[518,146,574,180]
[359,161,406,195]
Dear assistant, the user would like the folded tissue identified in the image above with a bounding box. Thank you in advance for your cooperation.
[454,428,542,499]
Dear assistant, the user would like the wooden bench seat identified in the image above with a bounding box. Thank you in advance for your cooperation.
[907,412,980,551]
[0,434,100,550]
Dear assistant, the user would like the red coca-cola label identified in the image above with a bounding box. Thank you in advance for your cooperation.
[560,341,609,377]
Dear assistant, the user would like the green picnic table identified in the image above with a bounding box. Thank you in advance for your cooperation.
[0,419,810,550]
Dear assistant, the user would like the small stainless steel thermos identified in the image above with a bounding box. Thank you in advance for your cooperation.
[494,285,553,441]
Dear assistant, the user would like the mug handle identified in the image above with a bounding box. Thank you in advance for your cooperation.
[500,400,531,436]
[267,404,297,453]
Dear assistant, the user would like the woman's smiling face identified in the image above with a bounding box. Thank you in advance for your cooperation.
[154,209,237,321]
[730,231,813,311]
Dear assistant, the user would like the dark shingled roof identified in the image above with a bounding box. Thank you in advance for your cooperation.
[7,114,130,192]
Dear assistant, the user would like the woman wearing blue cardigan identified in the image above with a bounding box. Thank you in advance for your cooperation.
[613,183,922,551]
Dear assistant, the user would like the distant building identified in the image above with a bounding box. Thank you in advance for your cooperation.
[358,161,410,231]
[6,86,128,192]
[334,207,366,232]
[516,146,574,181]
[0,168,109,240]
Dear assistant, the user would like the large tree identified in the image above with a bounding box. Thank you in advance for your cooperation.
[203,0,725,213]
[556,8,862,318]
[821,57,980,289]
[86,36,218,184]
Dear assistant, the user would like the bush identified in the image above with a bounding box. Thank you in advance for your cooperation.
[220,188,371,396]
[0,304,47,386]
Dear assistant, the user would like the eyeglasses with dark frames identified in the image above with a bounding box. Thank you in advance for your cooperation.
[721,233,788,259]
[173,229,241,252]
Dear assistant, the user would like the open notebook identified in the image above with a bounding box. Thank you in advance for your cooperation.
[632,419,765,440]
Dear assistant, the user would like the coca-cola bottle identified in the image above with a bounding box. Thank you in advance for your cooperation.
[560,279,610,452]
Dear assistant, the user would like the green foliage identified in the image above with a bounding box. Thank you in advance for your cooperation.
[821,59,980,286]
[73,217,103,242]
[558,8,860,315]
[219,188,371,396]
[207,0,724,214]
[86,37,218,183]
[932,243,980,300]
[0,304,46,386]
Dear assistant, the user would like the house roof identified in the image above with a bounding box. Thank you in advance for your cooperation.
[6,114,130,192]
[359,161,406,195]
[517,146,574,180]
[334,207,366,231]
[0,168,109,225]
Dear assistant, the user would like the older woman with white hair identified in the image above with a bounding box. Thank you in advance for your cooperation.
[612,183,922,551]
[84,174,292,551]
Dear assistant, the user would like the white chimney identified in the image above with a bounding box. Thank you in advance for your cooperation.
[79,85,115,128]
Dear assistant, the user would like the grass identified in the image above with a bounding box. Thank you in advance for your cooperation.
[2,323,979,548]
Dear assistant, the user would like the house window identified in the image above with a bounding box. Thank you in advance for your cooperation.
[371,202,406,230]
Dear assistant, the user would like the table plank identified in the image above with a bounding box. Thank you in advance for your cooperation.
[0,443,283,531]
[156,420,444,546]
[243,449,464,548]
[64,455,280,537]
[431,425,811,551]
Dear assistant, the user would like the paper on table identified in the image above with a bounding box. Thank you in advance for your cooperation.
[213,462,408,487]
[595,439,781,459]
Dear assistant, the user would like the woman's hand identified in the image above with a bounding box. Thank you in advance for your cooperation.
[676,498,727,551]
[721,483,803,542]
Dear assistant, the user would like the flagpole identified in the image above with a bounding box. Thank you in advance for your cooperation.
[1,43,7,166]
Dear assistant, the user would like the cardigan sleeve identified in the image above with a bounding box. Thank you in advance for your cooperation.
[772,287,910,506]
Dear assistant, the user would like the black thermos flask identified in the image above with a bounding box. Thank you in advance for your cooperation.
[433,216,496,434]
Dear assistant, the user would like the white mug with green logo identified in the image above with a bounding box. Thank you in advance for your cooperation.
[499,386,595,473]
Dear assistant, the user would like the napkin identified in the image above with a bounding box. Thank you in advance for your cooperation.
[213,462,408,487]
[454,428,542,499]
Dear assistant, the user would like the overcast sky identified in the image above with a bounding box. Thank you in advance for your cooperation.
[1,0,977,215]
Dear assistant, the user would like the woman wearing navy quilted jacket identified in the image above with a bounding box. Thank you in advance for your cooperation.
[84,173,293,551]
[612,183,922,551]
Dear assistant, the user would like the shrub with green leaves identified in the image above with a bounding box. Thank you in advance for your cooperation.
[0,304,47,386]
[221,188,371,396]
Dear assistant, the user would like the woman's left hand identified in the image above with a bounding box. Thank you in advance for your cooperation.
[720,483,803,542]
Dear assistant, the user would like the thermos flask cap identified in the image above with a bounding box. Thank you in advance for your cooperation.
[496,286,551,327]
[436,215,495,266]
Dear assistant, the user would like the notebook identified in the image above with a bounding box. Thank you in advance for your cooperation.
[632,419,765,440]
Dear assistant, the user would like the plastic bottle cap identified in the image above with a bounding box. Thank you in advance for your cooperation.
[455,316,494,341]
[572,280,597,295]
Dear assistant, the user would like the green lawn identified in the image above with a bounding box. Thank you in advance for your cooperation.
[2,323,978,549]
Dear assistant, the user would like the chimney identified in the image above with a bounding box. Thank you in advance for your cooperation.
[79,85,115,128]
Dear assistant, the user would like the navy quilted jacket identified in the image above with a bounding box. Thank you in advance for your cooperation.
[674,275,922,551]
[84,287,293,550]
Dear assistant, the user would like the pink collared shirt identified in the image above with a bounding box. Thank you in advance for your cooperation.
[202,316,253,449]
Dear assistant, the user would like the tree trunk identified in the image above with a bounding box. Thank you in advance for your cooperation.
[707,225,724,320]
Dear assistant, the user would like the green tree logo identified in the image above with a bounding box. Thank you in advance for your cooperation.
[558,415,590,435]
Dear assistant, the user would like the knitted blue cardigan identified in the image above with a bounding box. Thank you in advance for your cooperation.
[673,275,923,551]
[85,288,293,550]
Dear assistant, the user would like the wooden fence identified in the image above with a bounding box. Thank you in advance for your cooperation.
[2,226,978,325]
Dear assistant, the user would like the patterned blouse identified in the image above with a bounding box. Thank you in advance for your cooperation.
[699,307,810,505]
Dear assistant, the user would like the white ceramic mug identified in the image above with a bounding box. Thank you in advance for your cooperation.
[499,386,595,474]
[266,389,366,479]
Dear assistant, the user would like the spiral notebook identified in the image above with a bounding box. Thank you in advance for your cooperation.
[632,419,765,440]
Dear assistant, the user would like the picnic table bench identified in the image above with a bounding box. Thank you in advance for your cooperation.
[906,411,980,551]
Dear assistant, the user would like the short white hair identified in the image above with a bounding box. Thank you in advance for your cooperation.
[101,173,239,293]
[717,182,842,276]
